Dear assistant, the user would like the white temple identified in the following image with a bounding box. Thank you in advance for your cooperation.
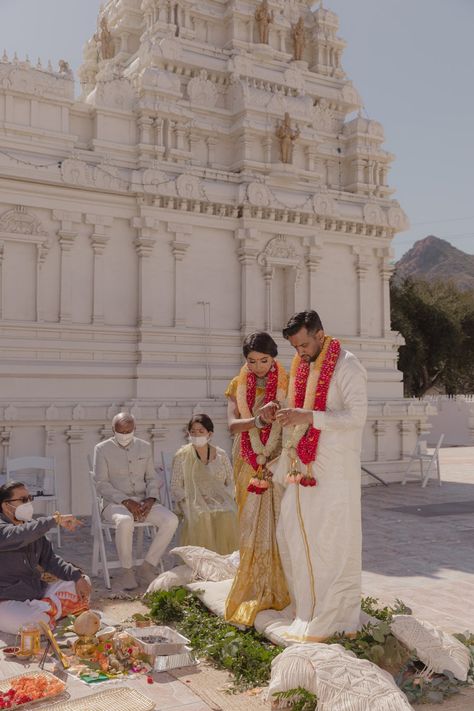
[0,0,431,513]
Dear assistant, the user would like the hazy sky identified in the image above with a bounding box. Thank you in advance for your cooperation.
[1,0,473,260]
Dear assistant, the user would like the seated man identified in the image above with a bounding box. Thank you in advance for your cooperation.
[93,412,178,590]
[0,481,91,635]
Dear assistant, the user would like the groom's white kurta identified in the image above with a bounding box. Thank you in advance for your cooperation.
[275,348,367,641]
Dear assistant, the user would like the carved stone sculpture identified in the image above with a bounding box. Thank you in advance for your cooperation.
[255,0,273,45]
[276,113,300,164]
[58,60,72,77]
[291,17,306,61]
[97,16,115,60]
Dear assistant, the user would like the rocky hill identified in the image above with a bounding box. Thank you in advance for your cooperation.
[394,235,474,291]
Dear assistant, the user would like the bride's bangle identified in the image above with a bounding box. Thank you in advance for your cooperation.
[53,511,61,525]
[254,415,265,429]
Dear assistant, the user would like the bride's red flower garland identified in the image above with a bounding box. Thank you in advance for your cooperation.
[294,339,341,472]
[241,363,278,475]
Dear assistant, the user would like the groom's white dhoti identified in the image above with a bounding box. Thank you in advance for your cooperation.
[275,349,367,641]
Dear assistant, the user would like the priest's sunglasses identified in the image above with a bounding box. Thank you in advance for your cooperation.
[7,495,34,503]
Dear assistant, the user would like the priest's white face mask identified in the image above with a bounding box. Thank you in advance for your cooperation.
[114,431,135,447]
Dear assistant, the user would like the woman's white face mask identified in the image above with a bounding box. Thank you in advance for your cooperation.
[12,501,34,522]
[114,431,135,447]
[189,435,209,448]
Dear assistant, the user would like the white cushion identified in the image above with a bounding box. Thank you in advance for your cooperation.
[171,546,238,582]
[268,643,413,711]
[391,615,470,681]
[187,579,233,618]
[146,564,193,593]
[254,608,294,648]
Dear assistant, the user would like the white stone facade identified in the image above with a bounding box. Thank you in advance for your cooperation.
[0,0,430,513]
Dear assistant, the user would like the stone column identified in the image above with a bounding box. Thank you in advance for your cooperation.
[373,420,386,462]
[53,210,81,323]
[149,425,169,469]
[0,427,11,475]
[236,229,260,333]
[131,216,159,327]
[0,241,4,320]
[399,420,412,459]
[65,426,85,515]
[86,214,112,325]
[353,247,371,337]
[263,265,274,332]
[206,136,217,167]
[168,223,192,327]
[138,113,154,144]
[35,242,49,322]
[379,249,394,338]
[305,244,322,310]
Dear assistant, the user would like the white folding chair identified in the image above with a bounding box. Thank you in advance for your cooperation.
[402,434,445,488]
[6,456,61,546]
[89,470,164,589]
[160,451,174,511]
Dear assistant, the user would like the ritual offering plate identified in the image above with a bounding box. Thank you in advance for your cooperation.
[44,686,155,711]
[0,671,66,709]
[1,647,20,658]
[125,626,189,656]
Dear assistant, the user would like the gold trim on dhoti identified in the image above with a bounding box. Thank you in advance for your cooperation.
[295,485,316,618]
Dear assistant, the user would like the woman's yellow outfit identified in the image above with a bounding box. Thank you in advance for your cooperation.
[224,365,290,626]
[171,444,239,555]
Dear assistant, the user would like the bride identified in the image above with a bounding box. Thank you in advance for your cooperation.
[224,331,290,626]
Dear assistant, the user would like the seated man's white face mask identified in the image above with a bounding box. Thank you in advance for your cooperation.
[8,501,34,522]
[114,430,135,447]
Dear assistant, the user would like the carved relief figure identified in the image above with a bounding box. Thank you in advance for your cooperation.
[96,16,115,60]
[291,17,306,61]
[58,60,72,77]
[255,0,274,45]
[276,113,300,164]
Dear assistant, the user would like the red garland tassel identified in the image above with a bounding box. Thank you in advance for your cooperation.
[294,339,341,467]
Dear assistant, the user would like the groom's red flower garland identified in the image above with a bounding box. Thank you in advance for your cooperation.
[241,363,278,475]
[294,338,341,472]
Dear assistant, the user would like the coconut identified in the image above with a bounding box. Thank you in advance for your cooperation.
[73,610,101,637]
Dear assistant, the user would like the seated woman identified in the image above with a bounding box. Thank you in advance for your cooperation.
[171,414,239,555]
[0,481,91,635]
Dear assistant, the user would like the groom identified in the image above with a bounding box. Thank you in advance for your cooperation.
[273,310,367,642]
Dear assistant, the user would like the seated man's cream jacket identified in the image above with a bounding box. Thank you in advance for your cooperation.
[93,437,160,507]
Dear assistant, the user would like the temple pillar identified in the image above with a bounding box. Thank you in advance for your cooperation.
[235,228,260,333]
[168,222,192,327]
[305,243,323,310]
[379,248,394,337]
[131,216,159,327]
[373,420,386,462]
[66,426,85,515]
[86,214,112,325]
[53,210,82,323]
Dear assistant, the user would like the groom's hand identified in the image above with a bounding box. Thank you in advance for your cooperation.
[276,408,313,427]
[258,401,280,423]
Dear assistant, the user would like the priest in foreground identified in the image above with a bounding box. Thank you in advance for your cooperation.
[274,310,367,642]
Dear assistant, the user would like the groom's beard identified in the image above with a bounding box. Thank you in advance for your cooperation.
[308,346,323,363]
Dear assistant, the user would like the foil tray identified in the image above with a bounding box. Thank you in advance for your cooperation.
[153,646,197,672]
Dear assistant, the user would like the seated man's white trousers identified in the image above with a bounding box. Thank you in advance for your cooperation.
[102,503,178,569]
[0,578,90,635]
